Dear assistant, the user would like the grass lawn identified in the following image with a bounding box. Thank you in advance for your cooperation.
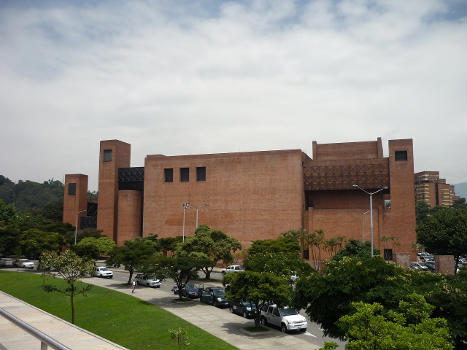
[0,271,237,350]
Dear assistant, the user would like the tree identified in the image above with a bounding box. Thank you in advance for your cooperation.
[64,228,103,247]
[338,295,453,350]
[416,201,431,226]
[169,327,190,349]
[19,228,65,259]
[76,236,115,256]
[40,250,95,324]
[417,206,467,273]
[176,225,241,279]
[452,197,466,209]
[159,236,181,256]
[143,254,205,300]
[245,233,313,279]
[224,271,291,328]
[108,238,158,284]
[331,239,380,262]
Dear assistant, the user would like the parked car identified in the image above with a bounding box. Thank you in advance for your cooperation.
[229,300,256,318]
[200,287,229,308]
[260,304,307,333]
[290,272,298,283]
[135,273,161,288]
[182,283,202,298]
[221,265,244,274]
[15,259,29,267]
[425,261,435,272]
[94,266,113,278]
[410,262,429,271]
[22,261,35,269]
[172,284,184,294]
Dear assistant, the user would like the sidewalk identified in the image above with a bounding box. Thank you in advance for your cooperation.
[87,277,322,350]
[0,291,127,350]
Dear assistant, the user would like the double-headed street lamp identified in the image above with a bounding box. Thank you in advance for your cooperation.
[74,209,88,245]
[353,184,388,257]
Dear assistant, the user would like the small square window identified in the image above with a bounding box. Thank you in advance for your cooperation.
[196,167,206,181]
[68,183,76,195]
[180,168,189,182]
[164,168,173,182]
[103,149,112,162]
[395,151,407,161]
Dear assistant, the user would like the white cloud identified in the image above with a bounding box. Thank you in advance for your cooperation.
[0,0,465,189]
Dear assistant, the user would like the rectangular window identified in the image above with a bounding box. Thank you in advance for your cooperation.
[196,167,206,181]
[180,168,189,182]
[164,168,173,182]
[384,249,393,261]
[103,149,112,162]
[68,183,76,195]
[395,150,407,161]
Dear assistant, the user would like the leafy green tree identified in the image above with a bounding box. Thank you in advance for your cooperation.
[19,228,65,259]
[108,238,158,284]
[245,233,313,279]
[331,239,380,262]
[63,228,103,246]
[159,236,181,256]
[452,197,466,209]
[176,225,241,279]
[73,243,100,259]
[224,271,291,328]
[40,250,95,324]
[338,295,453,350]
[169,327,190,349]
[76,236,115,256]
[417,206,467,273]
[416,201,431,226]
[143,254,205,300]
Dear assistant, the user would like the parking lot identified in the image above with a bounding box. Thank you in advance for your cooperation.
[87,269,344,350]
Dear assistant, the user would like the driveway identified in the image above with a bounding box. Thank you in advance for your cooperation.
[87,270,345,350]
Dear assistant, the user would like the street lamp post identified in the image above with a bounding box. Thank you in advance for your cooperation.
[182,202,190,242]
[353,184,388,257]
[192,202,208,229]
[74,209,88,245]
[361,210,369,241]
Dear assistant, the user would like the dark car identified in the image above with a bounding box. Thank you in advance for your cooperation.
[425,261,435,272]
[182,283,201,298]
[229,300,256,318]
[172,284,184,295]
[200,287,229,308]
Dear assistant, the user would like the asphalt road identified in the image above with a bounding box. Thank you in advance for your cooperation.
[109,269,345,350]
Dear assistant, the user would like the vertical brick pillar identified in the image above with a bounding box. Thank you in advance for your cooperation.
[117,190,142,245]
[63,174,88,229]
[97,140,131,242]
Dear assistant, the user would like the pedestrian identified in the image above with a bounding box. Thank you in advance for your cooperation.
[132,280,136,293]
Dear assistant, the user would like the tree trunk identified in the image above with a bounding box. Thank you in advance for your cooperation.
[71,284,75,324]
[127,267,134,285]
[254,311,260,328]
[454,256,459,275]
[205,269,211,280]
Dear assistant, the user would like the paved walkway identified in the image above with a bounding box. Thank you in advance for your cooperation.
[0,291,127,350]
[87,277,321,350]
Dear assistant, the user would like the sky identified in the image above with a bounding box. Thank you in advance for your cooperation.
[0,0,465,191]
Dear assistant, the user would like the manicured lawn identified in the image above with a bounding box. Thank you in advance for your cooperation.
[0,271,237,350]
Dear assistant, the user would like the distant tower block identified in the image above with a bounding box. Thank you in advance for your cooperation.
[97,140,131,241]
[63,174,88,229]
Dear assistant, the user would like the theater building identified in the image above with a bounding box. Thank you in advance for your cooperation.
[63,137,416,263]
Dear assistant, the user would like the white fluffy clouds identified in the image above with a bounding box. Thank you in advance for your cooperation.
[0,0,465,189]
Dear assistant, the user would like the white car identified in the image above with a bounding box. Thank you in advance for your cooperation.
[94,266,113,278]
[260,304,307,333]
[221,265,244,274]
[135,273,161,288]
[22,261,35,269]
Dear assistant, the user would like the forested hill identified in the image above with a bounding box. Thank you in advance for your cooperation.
[0,175,64,220]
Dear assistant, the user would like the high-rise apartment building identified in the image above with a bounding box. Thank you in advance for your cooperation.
[414,171,456,208]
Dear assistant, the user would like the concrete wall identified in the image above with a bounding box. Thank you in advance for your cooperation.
[63,174,88,229]
[142,150,304,248]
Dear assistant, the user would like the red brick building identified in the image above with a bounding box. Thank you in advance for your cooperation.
[64,137,417,263]
[414,171,457,208]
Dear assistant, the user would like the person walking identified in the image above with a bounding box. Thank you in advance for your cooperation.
[132,280,136,293]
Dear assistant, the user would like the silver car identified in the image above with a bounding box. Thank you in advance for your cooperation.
[135,273,161,288]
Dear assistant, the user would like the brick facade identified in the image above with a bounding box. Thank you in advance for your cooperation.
[64,137,417,262]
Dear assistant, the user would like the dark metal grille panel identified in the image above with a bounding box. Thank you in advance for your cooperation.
[80,216,97,229]
[303,159,389,191]
[118,167,144,191]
